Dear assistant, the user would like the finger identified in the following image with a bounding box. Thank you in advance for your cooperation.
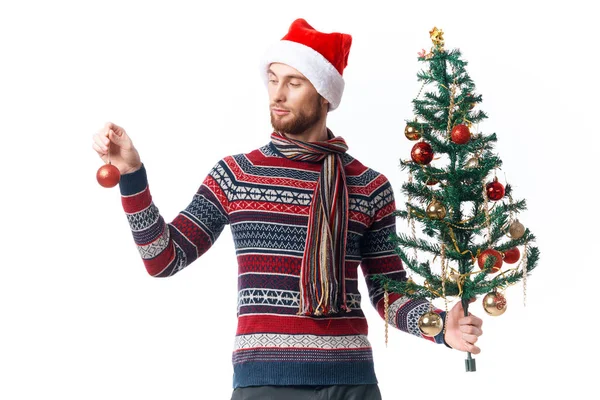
[105,121,125,137]
[92,143,108,163]
[460,315,483,328]
[465,342,481,355]
[104,121,117,132]
[108,129,125,146]
[92,142,106,155]
[462,333,479,344]
[93,134,110,152]
[460,325,483,336]
[108,128,133,150]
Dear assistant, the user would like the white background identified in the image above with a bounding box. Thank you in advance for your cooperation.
[1,0,597,399]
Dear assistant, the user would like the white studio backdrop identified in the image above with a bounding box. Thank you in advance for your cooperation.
[0,1,597,399]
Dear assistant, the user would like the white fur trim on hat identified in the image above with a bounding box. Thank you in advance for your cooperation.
[259,40,345,111]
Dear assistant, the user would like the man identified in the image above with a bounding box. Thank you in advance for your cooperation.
[92,18,483,400]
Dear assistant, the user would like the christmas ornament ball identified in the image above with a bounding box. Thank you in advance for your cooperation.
[482,292,507,316]
[418,311,443,336]
[465,157,479,169]
[503,247,521,264]
[451,124,471,144]
[406,277,416,295]
[508,220,526,239]
[486,177,505,201]
[465,93,476,110]
[477,248,503,273]
[97,163,121,188]
[404,124,421,140]
[426,198,446,220]
[411,142,434,165]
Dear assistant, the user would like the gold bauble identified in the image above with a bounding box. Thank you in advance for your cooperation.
[406,278,416,294]
[404,124,421,141]
[508,219,525,239]
[426,198,446,220]
[418,311,444,336]
[482,292,507,316]
[465,157,479,169]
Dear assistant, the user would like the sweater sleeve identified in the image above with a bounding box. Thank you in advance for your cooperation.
[359,175,448,346]
[118,161,230,277]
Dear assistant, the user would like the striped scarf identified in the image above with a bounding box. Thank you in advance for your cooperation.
[270,129,349,316]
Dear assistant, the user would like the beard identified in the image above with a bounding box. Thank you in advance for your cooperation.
[270,96,324,136]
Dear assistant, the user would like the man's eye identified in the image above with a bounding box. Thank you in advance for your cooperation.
[290,83,300,87]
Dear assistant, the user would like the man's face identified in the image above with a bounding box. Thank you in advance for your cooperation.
[268,63,327,136]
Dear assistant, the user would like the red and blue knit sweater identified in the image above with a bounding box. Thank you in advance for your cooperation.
[118,139,446,388]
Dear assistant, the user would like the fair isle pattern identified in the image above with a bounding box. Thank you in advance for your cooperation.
[118,136,447,389]
[137,226,170,259]
[126,203,160,232]
[234,333,371,349]
[232,348,375,364]
[386,296,411,328]
[404,300,435,338]
[237,289,362,312]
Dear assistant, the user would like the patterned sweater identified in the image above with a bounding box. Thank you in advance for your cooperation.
[118,139,446,388]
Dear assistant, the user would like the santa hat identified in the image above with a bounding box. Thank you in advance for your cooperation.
[259,18,352,111]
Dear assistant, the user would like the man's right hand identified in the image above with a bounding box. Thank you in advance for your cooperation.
[92,122,142,175]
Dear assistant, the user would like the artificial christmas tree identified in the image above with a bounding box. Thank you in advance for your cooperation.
[372,27,540,371]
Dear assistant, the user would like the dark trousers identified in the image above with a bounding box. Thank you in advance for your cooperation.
[230,384,382,400]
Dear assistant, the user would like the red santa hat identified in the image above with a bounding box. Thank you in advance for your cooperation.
[259,18,352,111]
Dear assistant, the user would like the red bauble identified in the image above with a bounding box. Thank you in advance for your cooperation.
[411,142,434,165]
[477,249,503,273]
[486,177,505,201]
[503,247,521,264]
[97,163,121,188]
[451,124,471,144]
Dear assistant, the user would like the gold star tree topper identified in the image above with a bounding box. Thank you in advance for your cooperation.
[429,27,445,49]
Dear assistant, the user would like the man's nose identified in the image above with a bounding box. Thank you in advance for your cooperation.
[273,83,286,102]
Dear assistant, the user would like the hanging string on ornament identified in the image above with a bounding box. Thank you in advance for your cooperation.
[481,177,493,246]
[522,241,529,306]
[507,192,516,225]
[415,80,428,101]
[384,284,389,347]
[407,172,419,266]
[445,71,458,140]
[440,243,449,335]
